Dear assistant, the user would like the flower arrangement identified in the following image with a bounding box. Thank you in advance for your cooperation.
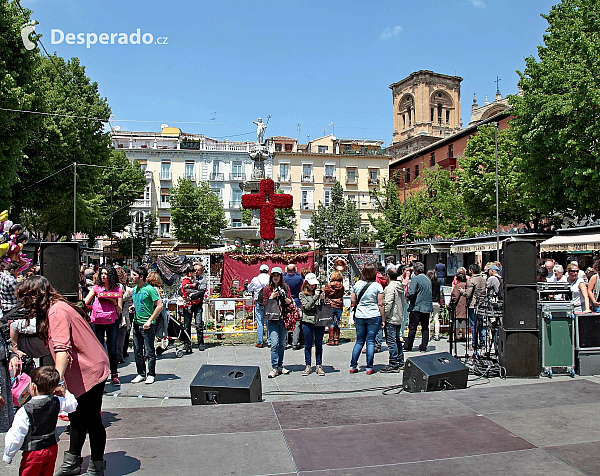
[241,179,293,241]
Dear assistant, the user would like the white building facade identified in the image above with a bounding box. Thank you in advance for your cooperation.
[110,125,271,239]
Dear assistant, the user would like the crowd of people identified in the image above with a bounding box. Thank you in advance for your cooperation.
[0,253,595,474]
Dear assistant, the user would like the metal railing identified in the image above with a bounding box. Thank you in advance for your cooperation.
[229,173,246,181]
[301,175,314,183]
[209,173,224,181]
[346,174,359,184]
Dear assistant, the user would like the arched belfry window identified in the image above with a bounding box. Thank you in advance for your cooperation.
[399,94,415,130]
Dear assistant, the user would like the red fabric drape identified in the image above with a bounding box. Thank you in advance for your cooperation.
[221,252,314,297]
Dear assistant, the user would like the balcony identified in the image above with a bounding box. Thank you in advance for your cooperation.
[229,201,241,209]
[229,173,246,181]
[144,170,153,181]
[158,201,171,209]
[368,177,380,186]
[300,203,314,211]
[346,174,359,185]
[301,175,314,183]
[209,173,224,181]
[133,199,151,208]
[324,175,337,184]
[278,174,291,182]
[184,173,196,181]
[160,172,172,181]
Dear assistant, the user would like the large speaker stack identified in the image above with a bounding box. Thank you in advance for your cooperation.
[40,242,80,301]
[499,240,539,377]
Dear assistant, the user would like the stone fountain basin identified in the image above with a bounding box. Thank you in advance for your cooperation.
[222,226,295,241]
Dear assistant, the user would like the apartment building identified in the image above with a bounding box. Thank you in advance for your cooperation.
[272,135,389,244]
[111,125,265,239]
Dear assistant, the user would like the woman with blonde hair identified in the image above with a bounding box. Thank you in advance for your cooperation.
[324,270,345,345]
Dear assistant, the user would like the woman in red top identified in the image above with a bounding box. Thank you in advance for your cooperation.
[181,265,202,352]
[324,271,345,345]
[84,265,122,386]
[16,276,110,476]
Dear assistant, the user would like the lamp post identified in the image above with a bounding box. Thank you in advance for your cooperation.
[494,122,500,262]
[324,219,334,255]
[402,167,407,264]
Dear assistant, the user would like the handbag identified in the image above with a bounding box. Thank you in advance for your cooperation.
[315,299,333,327]
[264,299,282,321]
[11,361,32,407]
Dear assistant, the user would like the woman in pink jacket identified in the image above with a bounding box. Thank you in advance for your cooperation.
[16,276,110,476]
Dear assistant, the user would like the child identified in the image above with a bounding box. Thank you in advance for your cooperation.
[3,366,78,475]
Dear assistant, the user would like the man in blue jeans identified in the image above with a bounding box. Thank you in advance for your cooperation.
[248,264,270,347]
[130,266,163,384]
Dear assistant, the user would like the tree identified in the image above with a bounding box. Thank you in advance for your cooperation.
[0,0,42,208]
[307,181,361,250]
[457,125,536,230]
[13,54,113,238]
[510,0,600,220]
[169,179,228,249]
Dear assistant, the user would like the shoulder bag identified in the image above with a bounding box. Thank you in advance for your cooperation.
[315,296,333,327]
[352,281,373,320]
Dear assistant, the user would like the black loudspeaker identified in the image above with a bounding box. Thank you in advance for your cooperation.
[402,352,468,393]
[575,313,600,350]
[190,365,262,405]
[501,240,536,285]
[503,285,538,330]
[40,242,80,297]
[498,327,540,377]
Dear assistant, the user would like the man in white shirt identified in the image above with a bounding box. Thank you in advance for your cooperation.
[248,264,270,348]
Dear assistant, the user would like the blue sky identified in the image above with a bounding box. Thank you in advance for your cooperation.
[22,0,557,145]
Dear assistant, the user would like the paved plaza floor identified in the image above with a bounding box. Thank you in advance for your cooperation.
[1,338,599,475]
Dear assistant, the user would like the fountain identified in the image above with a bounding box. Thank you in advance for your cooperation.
[222,117,295,246]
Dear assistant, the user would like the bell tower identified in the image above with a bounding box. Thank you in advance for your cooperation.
[390,70,462,144]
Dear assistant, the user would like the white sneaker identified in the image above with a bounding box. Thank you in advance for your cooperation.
[145,375,155,384]
[278,367,290,375]
[267,368,278,378]
[131,375,145,383]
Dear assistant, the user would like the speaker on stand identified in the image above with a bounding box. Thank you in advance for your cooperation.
[500,240,539,377]
[40,242,80,300]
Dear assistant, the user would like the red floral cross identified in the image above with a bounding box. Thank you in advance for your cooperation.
[241,179,293,240]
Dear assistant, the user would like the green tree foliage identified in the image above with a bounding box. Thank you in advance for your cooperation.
[116,213,157,260]
[0,0,42,207]
[170,179,228,249]
[412,168,485,239]
[308,181,361,250]
[241,207,252,226]
[457,125,535,229]
[510,0,600,220]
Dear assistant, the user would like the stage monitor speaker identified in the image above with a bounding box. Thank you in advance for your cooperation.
[503,285,538,330]
[501,240,536,285]
[40,242,80,296]
[402,352,468,393]
[498,327,540,377]
[190,365,262,405]
[575,313,600,350]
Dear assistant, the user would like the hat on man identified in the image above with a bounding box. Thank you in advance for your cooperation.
[305,273,319,285]
[488,265,500,271]
[271,267,283,275]
[259,264,269,272]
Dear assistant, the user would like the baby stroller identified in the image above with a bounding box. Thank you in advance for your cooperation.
[155,308,192,358]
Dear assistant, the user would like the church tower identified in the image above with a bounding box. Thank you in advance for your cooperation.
[390,70,462,144]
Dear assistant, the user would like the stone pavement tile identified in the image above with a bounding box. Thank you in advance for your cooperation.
[100,403,280,438]
[486,402,600,447]
[543,440,600,475]
[448,379,600,414]
[274,392,474,430]
[102,430,295,476]
[299,448,581,476]
[284,415,534,472]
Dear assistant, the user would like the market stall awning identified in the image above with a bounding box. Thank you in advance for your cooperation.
[540,233,600,252]
[451,241,501,254]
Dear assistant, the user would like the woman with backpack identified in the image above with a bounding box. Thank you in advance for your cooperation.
[262,267,293,378]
